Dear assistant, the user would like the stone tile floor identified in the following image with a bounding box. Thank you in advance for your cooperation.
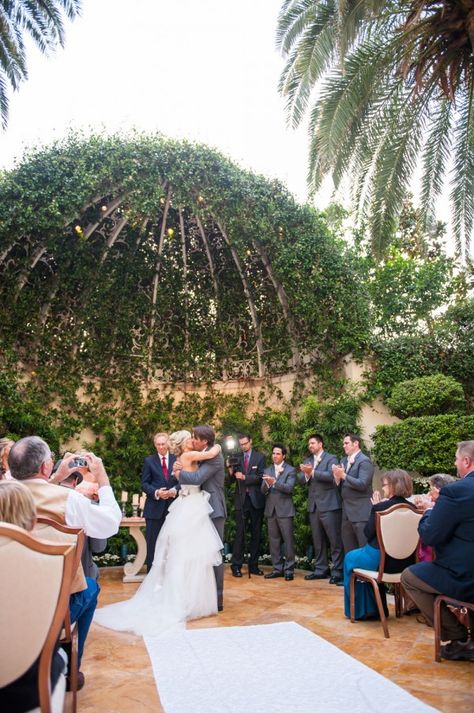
[76,567,474,712]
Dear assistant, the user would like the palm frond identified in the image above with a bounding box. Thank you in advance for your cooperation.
[419,97,452,233]
[450,85,474,259]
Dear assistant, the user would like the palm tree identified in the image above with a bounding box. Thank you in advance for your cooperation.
[0,0,81,129]
[277,0,474,260]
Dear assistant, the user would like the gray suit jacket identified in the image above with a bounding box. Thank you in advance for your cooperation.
[340,451,374,522]
[179,451,227,520]
[261,462,297,518]
[298,451,341,513]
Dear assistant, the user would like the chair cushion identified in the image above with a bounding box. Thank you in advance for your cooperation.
[353,567,403,584]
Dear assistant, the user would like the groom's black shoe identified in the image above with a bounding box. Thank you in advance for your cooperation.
[284,573,294,581]
[249,567,264,576]
[231,566,242,578]
[264,571,284,579]
[304,571,330,581]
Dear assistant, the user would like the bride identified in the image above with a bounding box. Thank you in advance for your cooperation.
[94,430,224,636]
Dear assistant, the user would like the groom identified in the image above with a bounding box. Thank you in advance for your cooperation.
[175,425,226,611]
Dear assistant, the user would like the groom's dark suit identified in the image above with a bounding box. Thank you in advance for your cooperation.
[179,451,226,609]
[141,452,177,570]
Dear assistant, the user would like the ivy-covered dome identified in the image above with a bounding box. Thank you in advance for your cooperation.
[0,132,369,384]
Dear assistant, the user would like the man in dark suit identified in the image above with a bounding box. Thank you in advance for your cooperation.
[401,441,474,660]
[176,425,226,611]
[332,433,374,553]
[262,443,297,581]
[228,434,266,577]
[141,432,177,571]
[299,434,343,584]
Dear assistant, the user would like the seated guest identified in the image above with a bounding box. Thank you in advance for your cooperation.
[9,436,121,688]
[0,480,66,713]
[59,469,107,580]
[414,473,457,562]
[401,441,474,661]
[343,469,415,620]
[0,438,15,479]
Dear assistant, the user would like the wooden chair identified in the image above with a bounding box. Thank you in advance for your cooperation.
[0,522,75,713]
[350,504,423,638]
[34,518,85,713]
[434,595,474,662]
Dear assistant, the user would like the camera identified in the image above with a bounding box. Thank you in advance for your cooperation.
[69,457,88,468]
[227,454,240,473]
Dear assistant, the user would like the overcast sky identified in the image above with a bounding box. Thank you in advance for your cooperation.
[0,0,326,205]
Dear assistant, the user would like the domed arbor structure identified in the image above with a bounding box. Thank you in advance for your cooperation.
[0,133,369,389]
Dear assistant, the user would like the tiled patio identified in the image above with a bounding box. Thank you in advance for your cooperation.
[78,567,474,712]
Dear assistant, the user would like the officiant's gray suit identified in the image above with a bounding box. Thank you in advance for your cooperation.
[299,451,343,578]
[340,451,374,553]
[180,452,226,608]
[262,462,297,574]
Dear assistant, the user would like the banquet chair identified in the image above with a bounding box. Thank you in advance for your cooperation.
[350,504,423,638]
[0,522,75,713]
[434,595,474,662]
[34,518,85,713]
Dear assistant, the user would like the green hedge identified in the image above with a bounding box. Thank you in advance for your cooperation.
[373,414,474,475]
[386,373,466,418]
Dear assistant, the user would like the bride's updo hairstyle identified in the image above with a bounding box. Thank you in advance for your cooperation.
[169,430,192,456]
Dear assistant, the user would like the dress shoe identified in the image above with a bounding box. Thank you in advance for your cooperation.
[249,568,264,576]
[231,567,242,578]
[441,638,474,661]
[304,571,330,581]
[329,576,344,586]
[284,573,294,581]
[66,670,85,692]
[264,571,284,579]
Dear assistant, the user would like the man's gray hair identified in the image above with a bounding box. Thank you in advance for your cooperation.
[9,436,51,480]
[457,441,474,462]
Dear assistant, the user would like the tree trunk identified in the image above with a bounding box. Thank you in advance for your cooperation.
[146,187,172,380]
[251,239,301,370]
[216,220,265,378]
[13,246,46,301]
[195,215,228,379]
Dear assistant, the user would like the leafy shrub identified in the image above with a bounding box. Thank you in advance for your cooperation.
[372,414,474,475]
[386,374,466,418]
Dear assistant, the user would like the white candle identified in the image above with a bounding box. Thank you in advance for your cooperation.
[121,490,128,503]
[132,493,139,506]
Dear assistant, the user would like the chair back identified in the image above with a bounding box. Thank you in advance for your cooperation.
[34,518,86,593]
[376,504,422,575]
[0,523,74,691]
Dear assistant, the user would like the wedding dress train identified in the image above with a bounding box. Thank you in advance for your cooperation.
[94,485,223,636]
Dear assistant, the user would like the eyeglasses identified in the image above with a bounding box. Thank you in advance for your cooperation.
[382,482,389,487]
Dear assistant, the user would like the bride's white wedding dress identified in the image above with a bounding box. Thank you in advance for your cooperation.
[94,485,223,636]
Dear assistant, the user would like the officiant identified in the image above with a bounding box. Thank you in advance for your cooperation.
[141,432,178,571]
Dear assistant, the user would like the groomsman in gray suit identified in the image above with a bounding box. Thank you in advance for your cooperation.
[262,444,297,581]
[299,434,344,585]
[175,425,226,611]
[332,433,374,553]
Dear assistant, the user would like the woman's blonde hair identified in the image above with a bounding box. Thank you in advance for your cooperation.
[169,430,192,456]
[0,480,36,531]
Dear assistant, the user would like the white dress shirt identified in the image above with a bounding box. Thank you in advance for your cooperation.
[30,479,121,538]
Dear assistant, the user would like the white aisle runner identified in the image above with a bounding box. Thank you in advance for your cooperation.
[144,621,439,713]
